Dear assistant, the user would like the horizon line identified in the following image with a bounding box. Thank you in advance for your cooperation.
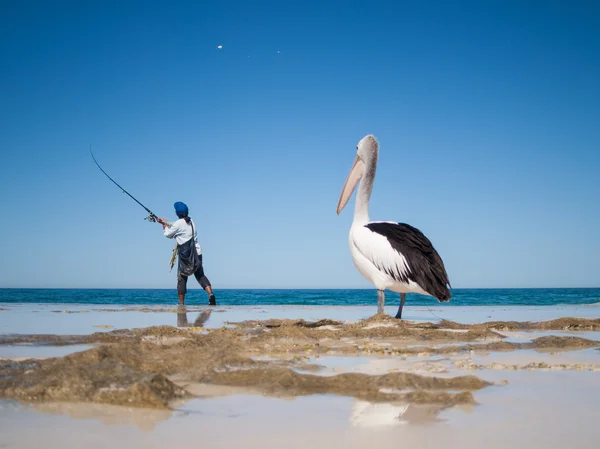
[1,287,600,291]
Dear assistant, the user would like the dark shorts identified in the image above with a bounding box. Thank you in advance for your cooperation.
[177,254,211,294]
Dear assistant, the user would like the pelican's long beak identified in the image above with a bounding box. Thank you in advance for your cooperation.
[337,155,365,215]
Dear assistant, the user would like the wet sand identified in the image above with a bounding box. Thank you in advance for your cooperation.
[1,304,599,448]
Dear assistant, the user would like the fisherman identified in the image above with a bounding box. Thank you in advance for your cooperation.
[157,202,216,306]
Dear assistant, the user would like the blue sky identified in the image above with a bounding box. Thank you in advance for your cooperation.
[1,0,599,289]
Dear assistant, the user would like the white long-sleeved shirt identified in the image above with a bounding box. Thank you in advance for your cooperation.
[163,218,202,255]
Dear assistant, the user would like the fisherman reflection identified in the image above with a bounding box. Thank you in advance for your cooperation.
[177,308,212,328]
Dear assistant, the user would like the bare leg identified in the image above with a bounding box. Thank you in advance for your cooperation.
[395,293,406,319]
[177,272,187,305]
[377,290,385,314]
[194,254,215,305]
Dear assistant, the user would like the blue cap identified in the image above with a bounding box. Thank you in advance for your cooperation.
[174,201,188,217]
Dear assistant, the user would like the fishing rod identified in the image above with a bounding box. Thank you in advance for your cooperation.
[90,146,159,223]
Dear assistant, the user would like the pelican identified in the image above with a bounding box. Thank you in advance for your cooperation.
[337,134,451,319]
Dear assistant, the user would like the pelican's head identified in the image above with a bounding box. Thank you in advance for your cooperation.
[336,134,379,215]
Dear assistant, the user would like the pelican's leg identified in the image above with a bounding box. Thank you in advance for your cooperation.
[377,289,385,314]
[395,293,407,319]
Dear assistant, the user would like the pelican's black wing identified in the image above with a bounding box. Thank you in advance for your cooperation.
[365,222,451,301]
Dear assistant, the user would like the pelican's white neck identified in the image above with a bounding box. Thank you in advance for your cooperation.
[353,156,376,226]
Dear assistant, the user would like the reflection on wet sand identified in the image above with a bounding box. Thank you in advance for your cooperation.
[32,402,173,431]
[29,395,455,431]
[350,400,451,427]
[176,308,212,328]
[2,312,599,420]
[1,306,600,449]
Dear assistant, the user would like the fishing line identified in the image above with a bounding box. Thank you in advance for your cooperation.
[424,304,445,322]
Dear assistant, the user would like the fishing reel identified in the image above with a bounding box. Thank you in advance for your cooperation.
[145,214,158,223]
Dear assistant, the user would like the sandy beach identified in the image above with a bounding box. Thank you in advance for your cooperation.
[1,304,599,448]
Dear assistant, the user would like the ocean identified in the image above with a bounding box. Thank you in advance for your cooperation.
[0,288,599,307]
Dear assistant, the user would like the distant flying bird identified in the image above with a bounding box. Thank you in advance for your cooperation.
[336,135,451,319]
